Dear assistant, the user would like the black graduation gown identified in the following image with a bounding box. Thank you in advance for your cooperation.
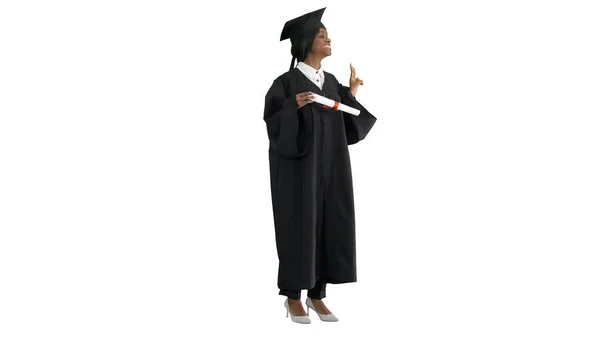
[263,67,377,290]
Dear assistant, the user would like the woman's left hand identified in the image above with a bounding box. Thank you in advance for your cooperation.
[349,63,363,97]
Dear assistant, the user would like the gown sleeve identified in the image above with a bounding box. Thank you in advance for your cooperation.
[263,77,312,159]
[337,83,377,145]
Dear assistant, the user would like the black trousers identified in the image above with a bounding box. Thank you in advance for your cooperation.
[279,278,326,300]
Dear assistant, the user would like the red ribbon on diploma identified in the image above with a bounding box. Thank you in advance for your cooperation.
[321,101,340,111]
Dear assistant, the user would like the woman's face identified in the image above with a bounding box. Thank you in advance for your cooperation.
[310,28,331,58]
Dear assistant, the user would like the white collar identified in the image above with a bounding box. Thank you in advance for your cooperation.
[296,61,324,78]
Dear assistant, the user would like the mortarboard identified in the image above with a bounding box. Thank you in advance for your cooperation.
[280,7,327,70]
[280,7,327,41]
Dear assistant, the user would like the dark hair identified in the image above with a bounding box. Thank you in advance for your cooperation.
[289,27,321,70]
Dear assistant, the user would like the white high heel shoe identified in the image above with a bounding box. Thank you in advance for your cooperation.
[305,297,339,322]
[284,298,311,324]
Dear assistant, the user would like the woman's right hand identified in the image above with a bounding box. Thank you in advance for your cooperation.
[296,92,316,109]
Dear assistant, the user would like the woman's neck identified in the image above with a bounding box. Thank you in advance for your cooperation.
[302,54,322,70]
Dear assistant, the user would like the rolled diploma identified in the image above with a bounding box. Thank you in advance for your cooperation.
[309,92,361,116]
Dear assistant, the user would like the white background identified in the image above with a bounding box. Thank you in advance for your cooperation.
[1,0,599,335]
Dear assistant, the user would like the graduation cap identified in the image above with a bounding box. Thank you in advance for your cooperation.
[280,7,327,41]
[280,7,327,70]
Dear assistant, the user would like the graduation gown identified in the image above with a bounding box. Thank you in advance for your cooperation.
[263,67,377,290]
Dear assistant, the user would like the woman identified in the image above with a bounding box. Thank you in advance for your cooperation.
[263,7,377,324]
